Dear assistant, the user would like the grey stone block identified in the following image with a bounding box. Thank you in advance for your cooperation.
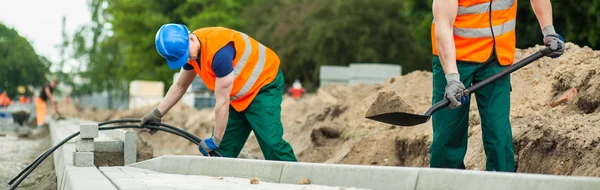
[95,139,124,152]
[74,152,94,167]
[280,162,418,190]
[80,123,99,138]
[416,168,600,190]
[124,131,137,165]
[76,138,95,152]
[320,65,349,80]
[349,63,401,79]
[187,156,285,183]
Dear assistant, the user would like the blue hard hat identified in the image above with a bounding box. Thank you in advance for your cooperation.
[155,23,190,69]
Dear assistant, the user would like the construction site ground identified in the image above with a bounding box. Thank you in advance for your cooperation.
[54,43,600,177]
[0,127,57,190]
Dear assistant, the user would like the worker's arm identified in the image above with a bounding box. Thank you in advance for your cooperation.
[531,0,564,57]
[45,86,54,103]
[198,43,235,156]
[433,0,459,74]
[530,0,552,30]
[212,72,233,142]
[157,69,196,114]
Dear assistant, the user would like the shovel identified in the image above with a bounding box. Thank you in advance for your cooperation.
[366,46,554,126]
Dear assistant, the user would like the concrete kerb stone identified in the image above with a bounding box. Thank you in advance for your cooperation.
[76,138,94,152]
[280,161,419,190]
[124,131,137,165]
[127,157,161,171]
[74,152,94,167]
[415,168,600,190]
[50,119,122,189]
[79,123,98,138]
[94,138,124,152]
[186,156,285,183]
[101,128,137,165]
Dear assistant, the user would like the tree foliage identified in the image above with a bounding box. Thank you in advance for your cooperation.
[71,0,600,96]
[243,0,430,90]
[0,23,49,97]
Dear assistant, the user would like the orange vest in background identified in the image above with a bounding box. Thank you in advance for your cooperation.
[189,27,281,112]
[431,0,518,65]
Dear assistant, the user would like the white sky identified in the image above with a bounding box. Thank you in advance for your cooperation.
[0,0,91,72]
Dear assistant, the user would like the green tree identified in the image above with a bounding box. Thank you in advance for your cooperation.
[0,23,50,98]
[243,0,430,90]
[515,1,600,49]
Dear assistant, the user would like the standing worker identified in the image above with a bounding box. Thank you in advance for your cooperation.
[140,24,297,161]
[36,80,59,129]
[0,89,12,107]
[430,0,564,172]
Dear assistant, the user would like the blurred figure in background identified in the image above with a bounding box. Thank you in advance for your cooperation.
[287,79,305,99]
[36,80,59,128]
[0,88,12,107]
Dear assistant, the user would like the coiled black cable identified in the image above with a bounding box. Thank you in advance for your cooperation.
[8,119,220,190]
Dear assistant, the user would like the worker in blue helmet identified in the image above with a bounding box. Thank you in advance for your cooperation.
[140,24,297,161]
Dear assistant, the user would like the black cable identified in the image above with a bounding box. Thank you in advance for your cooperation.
[9,124,198,190]
[8,123,196,186]
[99,119,202,144]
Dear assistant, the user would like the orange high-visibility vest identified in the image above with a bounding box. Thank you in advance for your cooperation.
[188,27,281,112]
[432,0,518,65]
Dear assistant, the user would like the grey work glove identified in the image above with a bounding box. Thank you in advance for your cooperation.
[542,25,565,58]
[139,107,162,135]
[444,73,469,109]
[198,137,221,156]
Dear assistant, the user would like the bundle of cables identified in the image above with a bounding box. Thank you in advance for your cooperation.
[7,119,221,190]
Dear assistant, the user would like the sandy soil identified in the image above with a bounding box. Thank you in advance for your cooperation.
[60,42,600,177]
[0,128,57,190]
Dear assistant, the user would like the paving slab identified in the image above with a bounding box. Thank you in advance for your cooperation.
[102,166,368,190]
[280,161,418,190]
[63,165,117,190]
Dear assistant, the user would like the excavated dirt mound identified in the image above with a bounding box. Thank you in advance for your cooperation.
[62,42,600,177]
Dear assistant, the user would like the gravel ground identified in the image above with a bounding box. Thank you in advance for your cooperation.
[0,128,57,190]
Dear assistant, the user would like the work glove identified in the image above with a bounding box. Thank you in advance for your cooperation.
[139,107,162,135]
[444,73,469,109]
[199,137,220,156]
[542,25,565,58]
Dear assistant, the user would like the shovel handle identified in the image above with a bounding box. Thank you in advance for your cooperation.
[424,47,552,116]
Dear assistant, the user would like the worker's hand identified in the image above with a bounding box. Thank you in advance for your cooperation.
[139,107,163,135]
[542,26,565,58]
[198,137,220,156]
[444,73,469,109]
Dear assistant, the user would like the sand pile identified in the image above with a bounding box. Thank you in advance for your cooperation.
[63,42,600,177]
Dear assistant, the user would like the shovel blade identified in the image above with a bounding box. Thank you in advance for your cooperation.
[366,112,430,126]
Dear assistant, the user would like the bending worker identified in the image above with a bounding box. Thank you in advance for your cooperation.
[141,24,297,161]
[430,0,564,171]
[36,80,59,128]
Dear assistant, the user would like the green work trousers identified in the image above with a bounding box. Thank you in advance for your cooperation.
[216,70,297,161]
[430,55,515,172]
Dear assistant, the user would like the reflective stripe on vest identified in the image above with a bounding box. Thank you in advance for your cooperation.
[458,0,515,15]
[231,32,267,100]
[454,19,516,38]
[454,0,516,38]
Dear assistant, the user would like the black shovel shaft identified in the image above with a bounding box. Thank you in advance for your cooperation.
[424,47,551,116]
